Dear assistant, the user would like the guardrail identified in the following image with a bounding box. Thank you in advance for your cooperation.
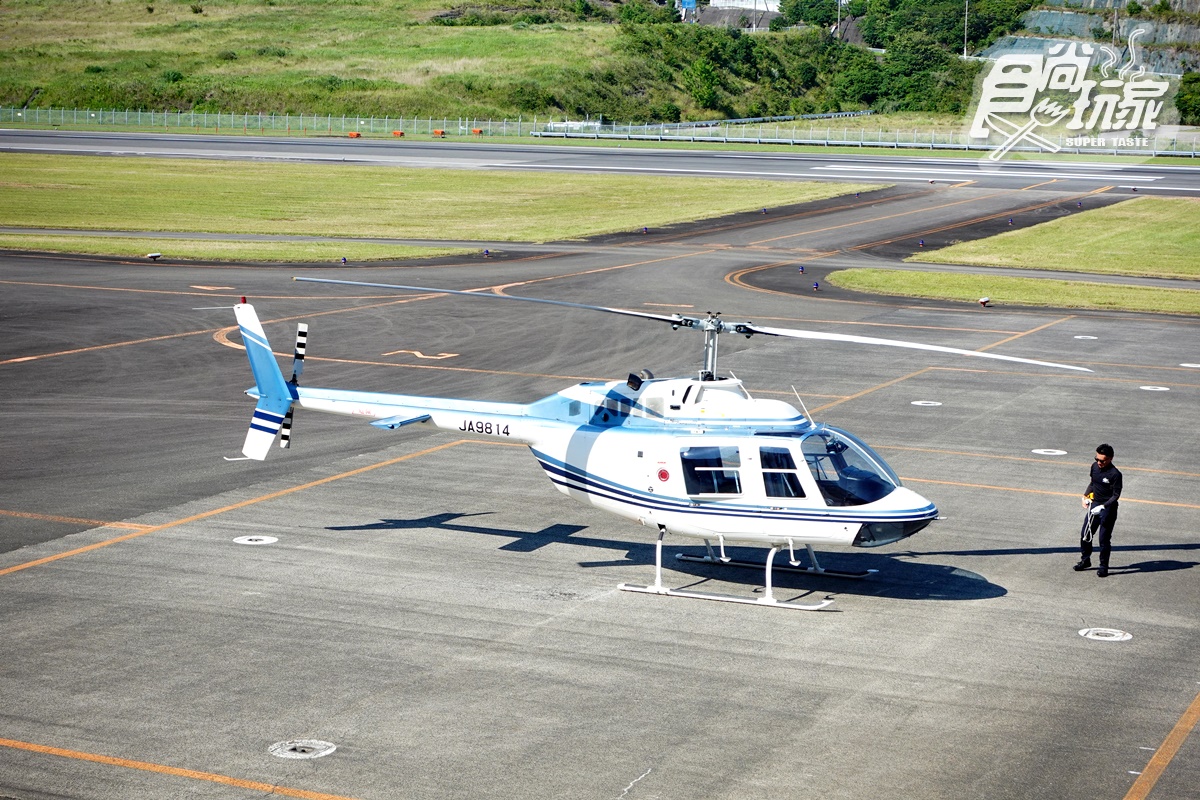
[1,106,1196,157]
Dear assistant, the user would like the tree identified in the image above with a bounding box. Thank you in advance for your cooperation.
[683,58,721,109]
[1177,72,1200,126]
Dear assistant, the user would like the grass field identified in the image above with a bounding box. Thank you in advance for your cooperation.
[0,235,470,263]
[910,197,1200,280]
[0,152,876,258]
[3,151,1195,314]
[0,0,619,117]
[827,268,1200,315]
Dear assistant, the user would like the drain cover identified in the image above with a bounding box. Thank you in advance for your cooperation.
[1031,449,1067,456]
[911,401,942,407]
[1079,628,1132,642]
[234,536,278,545]
[269,740,337,759]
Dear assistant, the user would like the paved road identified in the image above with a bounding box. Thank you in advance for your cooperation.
[1,171,1198,800]
[4,128,1200,193]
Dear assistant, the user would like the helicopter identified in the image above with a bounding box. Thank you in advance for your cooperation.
[229,278,1090,610]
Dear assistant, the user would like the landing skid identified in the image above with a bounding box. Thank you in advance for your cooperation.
[618,527,835,611]
[620,582,835,611]
[676,543,877,580]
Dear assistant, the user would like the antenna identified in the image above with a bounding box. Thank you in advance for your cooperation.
[791,385,815,424]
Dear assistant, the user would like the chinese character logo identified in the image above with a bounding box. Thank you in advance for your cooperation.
[969,30,1171,159]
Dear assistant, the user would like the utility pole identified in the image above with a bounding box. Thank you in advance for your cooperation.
[963,0,969,57]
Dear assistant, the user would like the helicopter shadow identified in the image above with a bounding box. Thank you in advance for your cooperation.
[327,513,1007,602]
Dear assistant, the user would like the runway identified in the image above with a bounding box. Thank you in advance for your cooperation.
[4,128,1200,193]
[1,178,1198,799]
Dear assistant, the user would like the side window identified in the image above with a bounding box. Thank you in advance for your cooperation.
[760,446,805,498]
[680,446,742,495]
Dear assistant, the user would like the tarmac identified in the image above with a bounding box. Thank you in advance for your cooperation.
[1,183,1198,800]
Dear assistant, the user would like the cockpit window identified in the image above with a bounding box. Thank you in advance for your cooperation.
[680,446,742,495]
[800,428,897,506]
[760,446,805,498]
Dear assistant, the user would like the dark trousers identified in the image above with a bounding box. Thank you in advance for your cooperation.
[1081,505,1118,567]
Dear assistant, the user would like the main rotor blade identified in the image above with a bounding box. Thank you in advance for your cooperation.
[744,323,1092,372]
[293,277,689,326]
[293,277,1091,373]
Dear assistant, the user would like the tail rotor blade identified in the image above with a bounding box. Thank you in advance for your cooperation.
[279,407,295,449]
[290,323,308,384]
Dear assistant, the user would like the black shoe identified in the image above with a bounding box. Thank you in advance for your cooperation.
[1097,567,1109,578]
[1073,560,1091,571]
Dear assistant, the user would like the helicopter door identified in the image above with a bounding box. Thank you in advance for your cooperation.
[759,445,807,499]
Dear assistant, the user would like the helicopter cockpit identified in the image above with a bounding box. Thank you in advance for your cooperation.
[798,427,899,507]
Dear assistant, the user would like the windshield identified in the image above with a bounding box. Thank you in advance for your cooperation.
[800,427,898,506]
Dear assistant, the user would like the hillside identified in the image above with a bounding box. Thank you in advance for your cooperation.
[1,0,1195,123]
[0,0,991,121]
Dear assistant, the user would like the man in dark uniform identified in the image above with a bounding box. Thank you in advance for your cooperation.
[1075,443,1123,577]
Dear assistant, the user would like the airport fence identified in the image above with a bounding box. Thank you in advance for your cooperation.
[2,106,1198,157]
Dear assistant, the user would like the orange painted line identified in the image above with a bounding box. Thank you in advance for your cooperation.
[1021,178,1059,190]
[0,440,469,578]
[976,315,1074,352]
[810,368,932,413]
[0,327,223,367]
[0,508,151,530]
[748,190,1009,246]
[876,446,1200,479]
[1125,689,1200,800]
[902,477,1200,509]
[0,737,360,800]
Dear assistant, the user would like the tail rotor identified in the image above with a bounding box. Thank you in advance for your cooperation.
[279,323,308,450]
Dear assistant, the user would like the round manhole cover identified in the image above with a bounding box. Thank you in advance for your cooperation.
[1079,628,1132,642]
[1074,335,1099,340]
[234,536,278,545]
[911,401,942,407]
[1032,449,1067,456]
[1139,386,1170,392]
[269,740,337,759]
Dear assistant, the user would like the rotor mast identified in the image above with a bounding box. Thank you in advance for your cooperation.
[700,313,722,380]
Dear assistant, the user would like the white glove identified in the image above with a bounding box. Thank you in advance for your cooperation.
[1090,506,1104,516]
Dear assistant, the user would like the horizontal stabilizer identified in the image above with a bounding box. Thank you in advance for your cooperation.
[243,398,294,459]
[370,413,432,430]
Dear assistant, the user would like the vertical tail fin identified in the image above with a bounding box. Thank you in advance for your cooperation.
[235,303,296,460]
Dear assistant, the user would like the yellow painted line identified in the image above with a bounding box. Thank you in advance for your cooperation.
[902,477,1200,509]
[1125,689,1200,800]
[0,440,468,578]
[0,509,151,531]
[0,737,360,800]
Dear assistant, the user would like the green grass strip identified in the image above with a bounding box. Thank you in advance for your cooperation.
[0,235,469,263]
[0,153,876,247]
[827,268,1200,316]
[910,197,1200,279]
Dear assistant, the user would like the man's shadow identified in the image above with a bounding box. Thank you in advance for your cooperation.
[905,542,1200,579]
[328,513,1008,601]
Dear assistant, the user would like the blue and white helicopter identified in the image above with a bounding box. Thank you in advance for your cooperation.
[232,279,1089,610]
